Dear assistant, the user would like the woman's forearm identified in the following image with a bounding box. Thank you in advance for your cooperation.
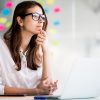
[42,50,53,80]
[4,86,38,95]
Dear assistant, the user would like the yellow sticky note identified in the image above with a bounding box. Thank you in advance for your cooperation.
[37,0,45,5]
[0,18,7,24]
[48,28,57,35]
[46,0,55,5]
[52,40,59,46]
[5,22,12,28]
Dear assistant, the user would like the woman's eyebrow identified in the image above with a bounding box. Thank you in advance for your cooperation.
[34,12,43,15]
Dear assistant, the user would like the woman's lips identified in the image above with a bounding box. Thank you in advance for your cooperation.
[36,26,42,30]
[37,25,42,28]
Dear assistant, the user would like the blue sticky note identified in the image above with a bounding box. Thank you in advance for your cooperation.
[44,8,49,14]
[53,20,60,26]
[2,8,10,16]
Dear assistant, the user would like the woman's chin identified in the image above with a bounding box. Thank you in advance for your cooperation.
[32,30,41,34]
[35,30,41,34]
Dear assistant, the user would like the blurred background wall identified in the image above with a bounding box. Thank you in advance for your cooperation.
[0,0,100,93]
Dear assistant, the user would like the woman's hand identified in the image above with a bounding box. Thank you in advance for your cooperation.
[37,78,58,95]
[35,30,48,52]
[36,30,46,45]
[36,81,51,95]
[42,78,58,94]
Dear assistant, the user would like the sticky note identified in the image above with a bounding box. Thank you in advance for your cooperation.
[53,20,60,26]
[37,0,45,5]
[0,18,7,24]
[2,8,10,16]
[52,40,59,46]
[5,1,13,8]
[54,7,61,13]
[46,0,55,5]
[44,7,49,13]
[0,24,5,31]
[5,22,12,28]
[48,28,57,34]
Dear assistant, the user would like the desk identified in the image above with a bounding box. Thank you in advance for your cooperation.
[0,96,33,100]
[0,96,100,100]
[0,96,60,100]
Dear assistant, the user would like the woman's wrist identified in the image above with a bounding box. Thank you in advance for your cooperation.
[24,88,40,95]
[42,45,49,53]
[35,88,40,95]
[35,87,44,95]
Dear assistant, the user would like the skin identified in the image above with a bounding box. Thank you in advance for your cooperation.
[4,6,58,95]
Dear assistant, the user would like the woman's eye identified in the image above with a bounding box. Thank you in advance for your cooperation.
[33,14,39,18]
[42,16,45,20]
[34,15,38,18]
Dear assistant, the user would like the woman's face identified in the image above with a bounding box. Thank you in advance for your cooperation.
[22,6,45,34]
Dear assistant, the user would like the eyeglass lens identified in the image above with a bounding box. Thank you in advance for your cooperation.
[32,13,46,22]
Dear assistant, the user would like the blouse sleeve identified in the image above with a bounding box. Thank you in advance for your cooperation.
[0,64,4,95]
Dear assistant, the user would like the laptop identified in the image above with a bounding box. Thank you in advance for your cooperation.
[59,58,100,99]
[34,58,100,99]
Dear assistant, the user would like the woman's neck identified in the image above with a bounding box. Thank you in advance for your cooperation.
[20,31,33,53]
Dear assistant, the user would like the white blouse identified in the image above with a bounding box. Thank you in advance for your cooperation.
[0,38,42,95]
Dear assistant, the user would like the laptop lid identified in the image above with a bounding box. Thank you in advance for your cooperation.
[60,58,100,99]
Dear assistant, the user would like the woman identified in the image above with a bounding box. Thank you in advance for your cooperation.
[0,1,57,95]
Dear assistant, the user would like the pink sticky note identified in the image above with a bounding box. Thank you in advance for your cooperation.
[54,7,61,13]
[5,1,13,8]
[0,24,5,31]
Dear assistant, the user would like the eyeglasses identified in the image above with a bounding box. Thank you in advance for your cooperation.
[23,12,46,22]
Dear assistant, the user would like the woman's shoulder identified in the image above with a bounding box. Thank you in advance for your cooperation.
[0,37,14,64]
[0,37,9,53]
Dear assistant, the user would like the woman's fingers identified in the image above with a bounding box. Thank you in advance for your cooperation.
[38,33,46,40]
[40,30,47,36]
[54,80,58,88]
[35,31,46,45]
[50,80,58,92]
[37,78,58,95]
[38,87,51,95]
[38,30,46,39]
[36,38,44,42]
[40,84,51,95]
[39,78,58,94]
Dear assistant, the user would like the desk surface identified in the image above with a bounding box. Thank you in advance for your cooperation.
[0,96,33,100]
[0,96,100,100]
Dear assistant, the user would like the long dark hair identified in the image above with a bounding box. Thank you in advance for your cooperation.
[3,1,48,71]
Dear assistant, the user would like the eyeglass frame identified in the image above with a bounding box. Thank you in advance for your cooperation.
[21,12,46,22]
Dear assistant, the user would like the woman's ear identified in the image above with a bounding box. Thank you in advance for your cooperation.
[17,16,23,27]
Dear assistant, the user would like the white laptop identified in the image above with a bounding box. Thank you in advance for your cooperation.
[59,58,100,99]
[34,58,100,99]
